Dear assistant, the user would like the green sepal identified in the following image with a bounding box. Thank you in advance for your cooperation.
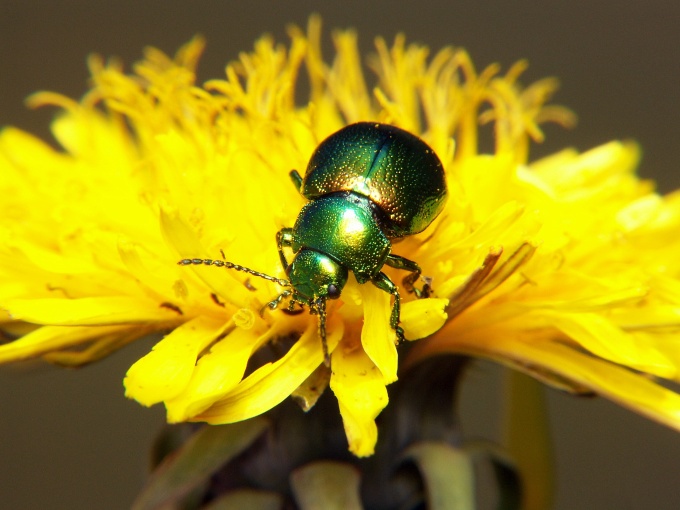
[132,418,269,510]
[489,453,522,510]
[290,461,363,510]
[201,489,283,510]
[403,441,475,510]
[502,369,554,510]
[466,441,521,510]
[149,424,197,470]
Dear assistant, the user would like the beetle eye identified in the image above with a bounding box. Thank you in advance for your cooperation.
[327,284,341,299]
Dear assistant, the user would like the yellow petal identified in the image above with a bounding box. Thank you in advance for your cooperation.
[196,318,343,423]
[3,296,177,325]
[359,282,397,384]
[159,206,255,308]
[517,340,680,432]
[401,298,448,340]
[330,339,389,457]
[0,324,131,363]
[164,326,263,422]
[410,324,680,433]
[42,329,147,367]
[544,311,676,378]
[124,315,228,406]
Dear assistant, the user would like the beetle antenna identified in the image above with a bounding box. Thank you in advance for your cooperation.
[177,258,290,287]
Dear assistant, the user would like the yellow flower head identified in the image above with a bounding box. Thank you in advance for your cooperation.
[2,17,680,458]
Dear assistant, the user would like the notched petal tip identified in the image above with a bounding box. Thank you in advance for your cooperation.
[290,461,362,509]
[124,316,228,407]
[331,340,389,457]
[401,298,448,340]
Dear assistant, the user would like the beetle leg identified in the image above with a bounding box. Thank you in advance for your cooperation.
[384,254,431,298]
[281,295,305,315]
[371,272,405,342]
[289,170,303,191]
[287,297,298,311]
[261,290,292,315]
[311,297,331,366]
[276,228,295,270]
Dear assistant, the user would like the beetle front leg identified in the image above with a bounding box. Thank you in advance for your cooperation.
[384,254,431,298]
[371,272,404,342]
[276,228,294,271]
[261,290,292,315]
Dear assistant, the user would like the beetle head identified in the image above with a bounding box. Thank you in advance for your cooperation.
[287,249,348,305]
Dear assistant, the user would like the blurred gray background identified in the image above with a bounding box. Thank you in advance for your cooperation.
[1,1,679,508]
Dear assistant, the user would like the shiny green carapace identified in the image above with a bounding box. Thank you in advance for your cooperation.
[295,122,447,238]
[180,122,447,365]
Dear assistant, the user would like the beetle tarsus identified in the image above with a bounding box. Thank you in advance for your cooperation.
[402,273,434,299]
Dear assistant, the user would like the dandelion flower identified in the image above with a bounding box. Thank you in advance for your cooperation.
[2,17,680,474]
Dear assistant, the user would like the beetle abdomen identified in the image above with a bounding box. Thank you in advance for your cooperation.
[301,122,447,238]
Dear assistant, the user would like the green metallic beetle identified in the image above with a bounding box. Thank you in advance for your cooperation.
[179,122,447,365]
